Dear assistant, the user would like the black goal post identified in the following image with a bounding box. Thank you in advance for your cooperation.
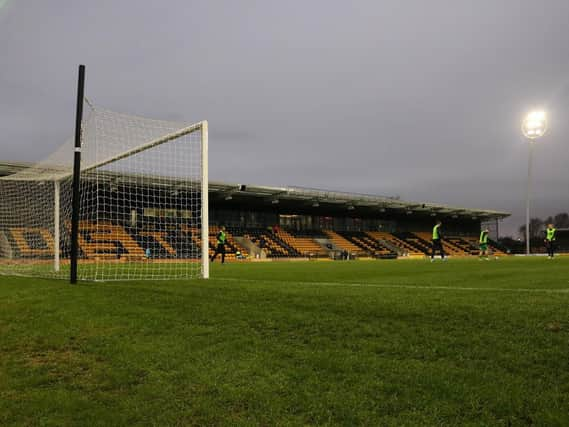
[70,64,85,284]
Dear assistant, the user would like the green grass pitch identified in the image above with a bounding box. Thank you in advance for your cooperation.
[1,257,568,426]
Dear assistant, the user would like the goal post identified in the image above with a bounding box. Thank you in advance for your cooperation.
[69,117,210,282]
[201,120,209,279]
[69,64,85,284]
[54,180,60,273]
[0,70,209,281]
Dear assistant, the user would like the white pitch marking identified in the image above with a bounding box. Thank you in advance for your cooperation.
[218,277,569,294]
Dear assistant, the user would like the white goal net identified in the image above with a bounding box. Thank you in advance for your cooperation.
[0,104,209,281]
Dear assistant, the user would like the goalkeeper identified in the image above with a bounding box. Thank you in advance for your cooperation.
[210,226,227,264]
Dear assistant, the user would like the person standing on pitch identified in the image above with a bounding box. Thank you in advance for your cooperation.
[545,223,556,259]
[210,226,227,264]
[479,228,490,261]
[431,220,446,262]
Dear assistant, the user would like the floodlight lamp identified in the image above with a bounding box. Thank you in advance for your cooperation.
[522,110,547,139]
[527,111,545,121]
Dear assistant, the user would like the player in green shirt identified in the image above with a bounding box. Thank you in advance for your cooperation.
[430,221,447,262]
[545,223,556,259]
[210,226,227,264]
[479,228,490,261]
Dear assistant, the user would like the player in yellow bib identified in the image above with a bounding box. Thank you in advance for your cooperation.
[430,221,447,262]
[479,228,490,260]
[211,226,227,264]
[544,224,556,259]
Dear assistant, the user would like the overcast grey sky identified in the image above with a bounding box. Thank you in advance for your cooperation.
[1,0,568,235]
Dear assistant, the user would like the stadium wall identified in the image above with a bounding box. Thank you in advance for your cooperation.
[210,203,481,236]
[70,185,483,236]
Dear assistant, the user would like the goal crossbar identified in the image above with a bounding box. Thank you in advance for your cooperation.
[0,107,209,281]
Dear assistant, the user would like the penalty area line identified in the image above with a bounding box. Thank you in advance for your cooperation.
[216,277,569,294]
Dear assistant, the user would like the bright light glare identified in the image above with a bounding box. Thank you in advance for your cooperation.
[526,121,542,129]
[527,111,546,121]
[522,110,547,139]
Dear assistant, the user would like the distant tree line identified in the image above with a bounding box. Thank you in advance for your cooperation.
[495,212,568,253]
[518,212,569,239]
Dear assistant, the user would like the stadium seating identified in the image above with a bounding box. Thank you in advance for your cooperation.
[414,232,466,256]
[79,222,145,260]
[139,232,177,256]
[208,226,249,261]
[179,225,249,261]
[323,230,365,255]
[0,222,514,261]
[337,231,397,258]
[462,236,506,256]
[446,236,479,255]
[163,228,200,258]
[240,228,299,258]
[367,231,423,256]
[276,230,329,257]
[7,227,54,258]
[392,232,432,255]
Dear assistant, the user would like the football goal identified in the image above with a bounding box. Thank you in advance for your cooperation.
[0,68,209,281]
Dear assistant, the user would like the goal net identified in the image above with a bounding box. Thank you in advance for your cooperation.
[0,104,209,281]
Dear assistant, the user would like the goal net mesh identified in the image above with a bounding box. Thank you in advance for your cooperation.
[0,105,207,281]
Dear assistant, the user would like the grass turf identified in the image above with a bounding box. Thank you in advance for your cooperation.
[1,257,568,426]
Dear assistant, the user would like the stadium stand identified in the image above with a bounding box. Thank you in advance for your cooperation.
[276,229,329,257]
[414,232,467,256]
[1,161,515,265]
[208,226,249,261]
[240,228,299,258]
[79,222,145,260]
[323,230,366,256]
[462,236,506,256]
[179,225,249,261]
[446,236,480,255]
[366,231,423,256]
[337,231,397,259]
[1,222,520,262]
[392,232,432,255]
[140,232,177,256]
[7,227,54,258]
[162,228,199,258]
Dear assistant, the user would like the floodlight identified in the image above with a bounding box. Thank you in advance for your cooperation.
[522,111,547,140]
[521,110,548,255]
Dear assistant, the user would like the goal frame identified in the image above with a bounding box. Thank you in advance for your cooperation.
[58,119,210,282]
[65,64,209,283]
